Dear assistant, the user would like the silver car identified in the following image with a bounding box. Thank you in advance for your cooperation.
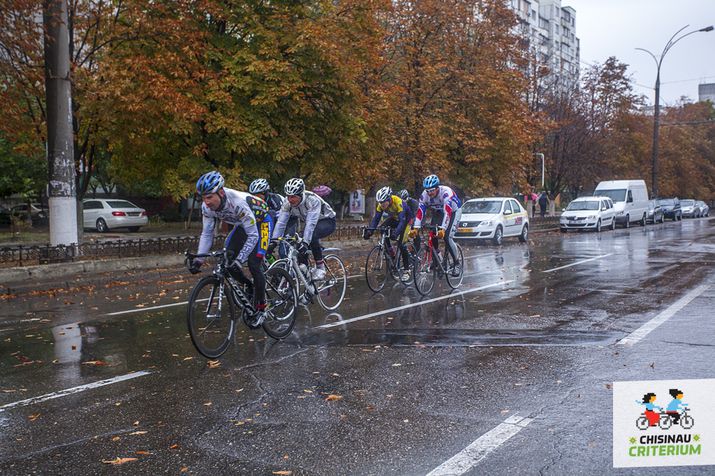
[695,200,709,218]
[82,199,148,232]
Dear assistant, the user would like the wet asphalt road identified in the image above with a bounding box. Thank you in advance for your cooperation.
[1,217,714,475]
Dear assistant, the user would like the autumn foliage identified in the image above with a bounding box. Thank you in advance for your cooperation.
[1,0,714,202]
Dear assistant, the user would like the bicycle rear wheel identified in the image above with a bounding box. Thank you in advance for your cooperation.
[365,245,388,293]
[413,246,436,296]
[262,267,298,339]
[317,254,347,310]
[187,275,236,359]
[445,243,464,289]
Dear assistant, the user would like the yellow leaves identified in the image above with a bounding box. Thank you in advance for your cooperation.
[273,471,293,475]
[207,360,221,368]
[102,457,137,465]
[325,394,343,402]
[82,360,108,366]
[28,413,40,421]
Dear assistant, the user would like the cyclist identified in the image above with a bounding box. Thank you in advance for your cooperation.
[398,189,421,251]
[409,174,462,275]
[190,171,273,326]
[364,186,413,279]
[271,178,336,280]
[248,178,284,221]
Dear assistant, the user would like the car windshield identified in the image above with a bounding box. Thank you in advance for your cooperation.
[107,200,139,209]
[463,200,502,214]
[657,199,674,206]
[596,189,626,202]
[566,201,599,211]
[681,200,694,206]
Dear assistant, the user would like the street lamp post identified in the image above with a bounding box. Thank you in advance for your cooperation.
[534,153,545,189]
[636,24,713,199]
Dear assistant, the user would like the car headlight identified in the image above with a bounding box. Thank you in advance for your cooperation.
[616,211,624,216]
[587,215,596,220]
[481,221,492,227]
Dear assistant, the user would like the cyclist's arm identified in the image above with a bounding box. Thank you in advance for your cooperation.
[271,203,291,239]
[302,197,321,243]
[395,207,408,236]
[197,211,216,256]
[369,207,382,230]
[235,211,260,264]
[414,197,428,228]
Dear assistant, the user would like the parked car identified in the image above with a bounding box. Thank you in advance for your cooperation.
[559,196,616,232]
[10,203,47,219]
[454,197,529,245]
[593,179,649,227]
[82,199,148,232]
[656,198,682,221]
[680,199,699,218]
[646,200,664,224]
[696,200,709,217]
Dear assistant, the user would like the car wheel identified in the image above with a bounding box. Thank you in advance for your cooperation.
[492,226,503,246]
[518,224,528,243]
[595,219,601,233]
[128,226,141,232]
[611,218,616,230]
[624,215,630,228]
[96,218,109,233]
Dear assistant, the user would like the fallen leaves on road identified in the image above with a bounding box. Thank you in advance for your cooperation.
[129,431,148,436]
[135,450,152,455]
[111,436,121,442]
[325,394,343,402]
[207,360,221,368]
[183,357,193,361]
[273,471,293,475]
[82,360,108,366]
[170,443,180,449]
[102,457,137,465]
[28,413,40,421]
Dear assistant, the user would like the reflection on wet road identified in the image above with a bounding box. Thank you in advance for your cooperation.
[0,217,713,474]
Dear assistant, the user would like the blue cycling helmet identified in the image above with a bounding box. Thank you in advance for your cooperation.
[423,174,440,189]
[196,171,225,195]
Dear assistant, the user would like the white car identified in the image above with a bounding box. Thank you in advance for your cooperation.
[82,198,148,232]
[560,196,616,232]
[454,197,529,245]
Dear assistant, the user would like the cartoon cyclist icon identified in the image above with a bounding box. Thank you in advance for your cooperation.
[636,392,663,427]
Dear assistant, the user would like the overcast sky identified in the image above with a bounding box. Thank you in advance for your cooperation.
[563,0,715,105]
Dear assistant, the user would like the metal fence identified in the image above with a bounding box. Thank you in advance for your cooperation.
[0,226,367,268]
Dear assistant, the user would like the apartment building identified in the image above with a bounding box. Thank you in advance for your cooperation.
[510,0,580,93]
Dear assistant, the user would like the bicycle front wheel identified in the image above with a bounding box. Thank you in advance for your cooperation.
[365,245,388,293]
[262,267,298,339]
[445,243,464,289]
[317,254,347,310]
[187,275,236,359]
[413,246,435,296]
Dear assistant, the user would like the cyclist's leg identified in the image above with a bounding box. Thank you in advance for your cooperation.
[247,250,265,309]
[225,225,251,285]
[382,217,399,256]
[280,216,298,259]
[445,208,461,263]
[309,217,336,267]
[399,224,411,268]
[430,211,443,253]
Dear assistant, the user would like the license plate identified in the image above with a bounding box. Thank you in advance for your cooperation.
[458,227,473,233]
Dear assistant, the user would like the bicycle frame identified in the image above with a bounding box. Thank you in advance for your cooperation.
[270,236,316,296]
[186,250,256,316]
[420,225,447,274]
[366,226,404,271]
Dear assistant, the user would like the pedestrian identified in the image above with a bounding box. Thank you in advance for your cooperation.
[538,191,549,217]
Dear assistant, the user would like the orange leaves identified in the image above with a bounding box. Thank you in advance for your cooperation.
[102,457,138,465]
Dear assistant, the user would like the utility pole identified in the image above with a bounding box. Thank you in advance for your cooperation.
[44,0,78,246]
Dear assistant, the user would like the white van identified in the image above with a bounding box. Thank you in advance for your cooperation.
[593,180,649,228]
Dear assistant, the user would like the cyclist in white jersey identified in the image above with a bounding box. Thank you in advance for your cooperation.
[271,178,336,280]
[409,174,462,274]
[192,171,272,324]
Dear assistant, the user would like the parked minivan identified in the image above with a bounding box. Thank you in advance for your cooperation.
[593,180,649,228]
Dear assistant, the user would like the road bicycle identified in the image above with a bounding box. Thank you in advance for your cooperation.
[363,226,415,292]
[412,225,464,296]
[635,408,694,430]
[269,235,347,310]
[185,250,297,359]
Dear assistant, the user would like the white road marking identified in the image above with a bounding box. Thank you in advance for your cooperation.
[426,413,533,475]
[0,370,152,412]
[317,280,514,329]
[105,301,188,316]
[541,253,613,273]
[617,284,710,346]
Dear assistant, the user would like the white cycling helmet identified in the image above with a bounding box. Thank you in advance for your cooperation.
[249,178,270,194]
[284,178,305,196]
[376,186,392,203]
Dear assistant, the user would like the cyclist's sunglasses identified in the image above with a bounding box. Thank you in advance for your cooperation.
[425,187,438,193]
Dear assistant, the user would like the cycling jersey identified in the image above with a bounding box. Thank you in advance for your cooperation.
[198,189,268,264]
[369,195,410,236]
[264,192,284,216]
[415,185,462,229]
[272,190,336,243]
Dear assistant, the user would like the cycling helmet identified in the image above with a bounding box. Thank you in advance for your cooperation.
[284,177,305,196]
[249,178,270,194]
[398,189,410,201]
[196,171,225,195]
[423,174,440,189]
[376,186,392,203]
